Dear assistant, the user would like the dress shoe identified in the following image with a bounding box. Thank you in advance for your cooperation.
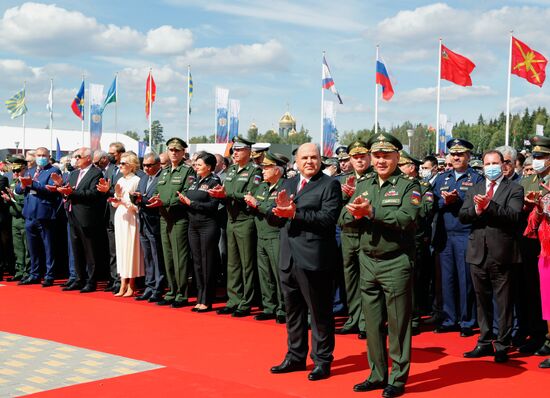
[156,299,174,306]
[382,385,404,398]
[60,279,75,287]
[358,331,367,340]
[135,292,152,301]
[518,339,543,354]
[232,309,251,317]
[7,275,23,282]
[111,285,121,295]
[335,326,359,335]
[353,380,387,392]
[62,282,83,291]
[460,327,474,337]
[276,315,286,324]
[308,364,330,381]
[270,358,306,374]
[433,325,458,333]
[216,306,236,315]
[463,345,494,358]
[254,312,276,321]
[148,295,162,303]
[539,358,550,368]
[19,278,40,285]
[171,300,188,308]
[104,284,116,292]
[197,306,212,313]
[80,285,96,293]
[41,279,54,287]
[494,350,508,363]
[191,307,199,312]
[534,343,550,356]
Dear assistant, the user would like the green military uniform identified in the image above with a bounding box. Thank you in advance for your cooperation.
[7,165,30,280]
[346,133,420,391]
[222,136,263,313]
[155,138,195,305]
[337,141,372,334]
[251,152,286,319]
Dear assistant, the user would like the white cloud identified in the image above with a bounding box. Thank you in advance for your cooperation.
[145,25,193,55]
[510,92,550,112]
[397,84,497,104]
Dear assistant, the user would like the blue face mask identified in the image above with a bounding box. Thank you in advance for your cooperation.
[35,157,49,167]
[483,164,502,181]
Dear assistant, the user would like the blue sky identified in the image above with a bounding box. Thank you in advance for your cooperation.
[0,1,549,145]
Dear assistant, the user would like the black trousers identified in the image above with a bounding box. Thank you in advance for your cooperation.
[279,260,335,365]
[69,219,105,286]
[189,218,220,305]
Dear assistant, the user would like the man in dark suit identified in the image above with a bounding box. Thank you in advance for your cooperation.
[270,143,342,381]
[0,172,12,281]
[16,147,61,286]
[54,147,107,293]
[134,153,165,302]
[459,150,524,363]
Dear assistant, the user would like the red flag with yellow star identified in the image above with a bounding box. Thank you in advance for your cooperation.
[440,44,476,87]
[511,37,547,87]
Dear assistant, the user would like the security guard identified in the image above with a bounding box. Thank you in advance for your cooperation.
[432,138,483,336]
[209,135,262,317]
[398,150,435,335]
[345,133,420,397]
[244,151,286,323]
[148,137,195,308]
[336,140,371,338]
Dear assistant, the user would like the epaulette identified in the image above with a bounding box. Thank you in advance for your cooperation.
[420,181,430,187]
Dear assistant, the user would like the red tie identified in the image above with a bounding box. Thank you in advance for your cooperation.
[299,179,307,192]
[486,181,496,200]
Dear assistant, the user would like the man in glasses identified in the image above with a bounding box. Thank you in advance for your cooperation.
[496,146,521,183]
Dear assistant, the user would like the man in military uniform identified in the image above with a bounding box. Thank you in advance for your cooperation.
[432,139,483,337]
[335,146,352,174]
[209,135,262,317]
[346,133,420,398]
[147,138,195,308]
[251,144,270,167]
[336,140,371,339]
[244,151,286,323]
[398,150,435,335]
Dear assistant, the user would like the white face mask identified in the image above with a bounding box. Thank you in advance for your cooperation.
[419,169,432,179]
[532,159,549,174]
[70,158,77,168]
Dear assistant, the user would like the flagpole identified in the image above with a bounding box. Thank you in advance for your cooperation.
[435,38,442,155]
[374,45,379,135]
[115,72,118,141]
[505,31,513,147]
[81,74,85,145]
[22,80,26,155]
[186,65,191,144]
[148,68,153,149]
[320,51,325,155]
[49,78,54,153]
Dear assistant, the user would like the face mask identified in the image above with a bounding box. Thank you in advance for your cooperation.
[483,164,502,181]
[70,158,77,168]
[108,154,116,164]
[36,157,48,167]
[532,159,549,174]
[419,169,432,179]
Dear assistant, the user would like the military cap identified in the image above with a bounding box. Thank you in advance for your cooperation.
[275,153,290,164]
[347,140,369,156]
[335,146,350,160]
[251,143,270,159]
[469,159,483,169]
[446,138,473,153]
[530,135,550,156]
[367,133,402,152]
[166,137,188,150]
[261,151,287,167]
[232,135,254,149]
[10,157,26,171]
[322,157,339,167]
[398,150,421,166]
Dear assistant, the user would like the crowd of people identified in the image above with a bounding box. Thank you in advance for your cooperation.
[0,132,549,397]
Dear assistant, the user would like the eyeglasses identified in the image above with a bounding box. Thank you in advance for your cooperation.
[120,162,128,166]
[143,163,157,167]
[503,159,513,165]
[74,155,82,159]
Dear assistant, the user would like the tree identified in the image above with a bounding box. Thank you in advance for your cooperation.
[285,126,312,145]
[143,120,164,146]
[247,125,259,142]
[190,135,214,143]
[257,130,281,143]
[124,130,139,141]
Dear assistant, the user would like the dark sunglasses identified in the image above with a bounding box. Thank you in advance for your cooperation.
[143,163,157,167]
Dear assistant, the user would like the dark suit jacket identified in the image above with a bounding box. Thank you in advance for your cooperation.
[459,177,524,265]
[16,164,61,220]
[0,175,10,223]
[67,166,107,229]
[136,171,161,235]
[278,172,342,272]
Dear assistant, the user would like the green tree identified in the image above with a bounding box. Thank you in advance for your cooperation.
[257,130,281,143]
[247,124,259,142]
[190,135,214,144]
[143,120,164,146]
[124,130,139,141]
[285,126,312,145]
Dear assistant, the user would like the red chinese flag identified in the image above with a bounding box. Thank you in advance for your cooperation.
[440,44,476,86]
[145,72,156,119]
[511,37,547,87]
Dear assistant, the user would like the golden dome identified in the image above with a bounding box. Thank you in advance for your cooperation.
[279,111,295,124]
[289,128,297,136]
[249,122,258,130]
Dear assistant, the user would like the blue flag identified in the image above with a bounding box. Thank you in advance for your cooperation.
[55,138,61,162]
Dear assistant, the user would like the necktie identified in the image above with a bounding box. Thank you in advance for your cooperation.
[298,179,307,192]
[33,168,40,181]
[75,169,85,188]
[146,176,154,191]
[486,181,496,200]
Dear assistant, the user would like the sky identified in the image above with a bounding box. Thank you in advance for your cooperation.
[0,0,549,145]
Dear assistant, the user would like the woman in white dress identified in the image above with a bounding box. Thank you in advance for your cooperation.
[111,152,143,297]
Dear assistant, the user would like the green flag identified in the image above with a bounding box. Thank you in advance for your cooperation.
[101,75,117,113]
[6,89,27,119]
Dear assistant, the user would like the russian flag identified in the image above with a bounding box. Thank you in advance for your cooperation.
[322,55,343,104]
[376,59,394,101]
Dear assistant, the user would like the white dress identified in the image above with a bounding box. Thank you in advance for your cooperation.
[112,173,143,278]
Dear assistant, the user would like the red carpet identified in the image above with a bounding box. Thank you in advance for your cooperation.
[0,282,548,397]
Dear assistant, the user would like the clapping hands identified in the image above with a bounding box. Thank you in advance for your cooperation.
[346,196,373,219]
[272,189,296,218]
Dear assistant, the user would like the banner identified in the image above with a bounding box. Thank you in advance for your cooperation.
[322,100,337,157]
[89,83,104,151]
[138,141,148,158]
[228,99,240,141]
[215,87,229,143]
[438,114,454,155]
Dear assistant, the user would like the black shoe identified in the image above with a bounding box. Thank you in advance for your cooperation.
[104,284,116,292]
[382,385,404,398]
[534,344,550,356]
[254,312,276,321]
[19,278,40,285]
[7,275,23,282]
[335,326,359,335]
[434,325,458,333]
[494,350,509,363]
[148,295,162,303]
[276,315,286,324]
[308,364,330,381]
[270,358,306,374]
[41,279,54,287]
[111,285,121,295]
[216,306,236,315]
[463,345,494,358]
[80,284,96,293]
[232,309,251,317]
[171,300,188,308]
[460,327,474,337]
[62,282,83,291]
[135,292,152,301]
[518,339,543,354]
[358,331,367,340]
[60,279,75,287]
[353,380,387,392]
[197,306,212,313]
[156,299,174,306]
[539,358,550,368]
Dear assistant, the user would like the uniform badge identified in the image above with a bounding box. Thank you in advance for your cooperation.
[424,191,434,202]
[188,175,196,183]
[411,190,421,205]
[461,181,473,187]
[241,172,249,177]
[199,184,209,191]
[385,190,399,197]
[254,175,261,185]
